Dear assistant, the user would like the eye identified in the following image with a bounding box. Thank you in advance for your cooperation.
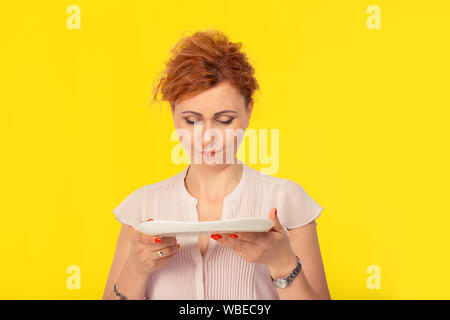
[217,118,234,125]
[184,118,202,125]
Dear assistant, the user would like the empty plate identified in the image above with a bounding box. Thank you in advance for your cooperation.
[136,217,274,237]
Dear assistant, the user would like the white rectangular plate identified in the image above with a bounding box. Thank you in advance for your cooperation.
[136,217,274,237]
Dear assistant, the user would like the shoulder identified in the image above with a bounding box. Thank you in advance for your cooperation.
[117,168,185,202]
[113,168,186,227]
[142,168,185,192]
[245,164,294,192]
[244,165,321,217]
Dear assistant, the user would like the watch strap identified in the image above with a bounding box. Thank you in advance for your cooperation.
[113,282,128,300]
[271,256,302,288]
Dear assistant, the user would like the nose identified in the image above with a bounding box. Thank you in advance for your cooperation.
[200,120,218,150]
[202,131,216,150]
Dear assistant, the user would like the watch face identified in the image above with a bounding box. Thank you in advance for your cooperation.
[274,279,288,288]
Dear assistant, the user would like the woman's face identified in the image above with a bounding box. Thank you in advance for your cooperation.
[172,81,253,167]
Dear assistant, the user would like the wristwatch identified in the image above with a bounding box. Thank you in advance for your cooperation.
[113,282,128,300]
[270,256,302,288]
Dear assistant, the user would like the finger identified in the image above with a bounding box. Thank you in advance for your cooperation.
[155,236,178,247]
[226,231,260,243]
[269,207,284,233]
[138,233,161,245]
[151,243,180,260]
[214,234,249,249]
[215,236,253,259]
[139,233,177,246]
[150,238,178,250]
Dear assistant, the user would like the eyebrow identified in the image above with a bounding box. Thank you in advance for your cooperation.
[181,110,237,116]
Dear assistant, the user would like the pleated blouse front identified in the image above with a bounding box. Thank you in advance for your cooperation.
[112,160,324,300]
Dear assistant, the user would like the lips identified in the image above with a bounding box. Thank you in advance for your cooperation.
[203,150,217,156]
[197,149,222,156]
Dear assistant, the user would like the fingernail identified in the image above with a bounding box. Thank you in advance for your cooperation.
[177,243,181,248]
[230,234,238,238]
[211,234,222,240]
[146,218,153,222]
[275,208,277,216]
[154,237,162,242]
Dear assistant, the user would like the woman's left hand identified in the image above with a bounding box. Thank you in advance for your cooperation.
[212,208,297,271]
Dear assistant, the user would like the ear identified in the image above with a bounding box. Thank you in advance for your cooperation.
[247,100,253,118]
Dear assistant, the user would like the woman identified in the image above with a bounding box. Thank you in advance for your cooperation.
[103,30,330,300]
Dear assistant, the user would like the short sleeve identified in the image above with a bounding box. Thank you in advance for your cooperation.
[277,180,324,230]
[112,188,146,229]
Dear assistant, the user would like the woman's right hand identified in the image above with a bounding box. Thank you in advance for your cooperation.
[126,231,180,275]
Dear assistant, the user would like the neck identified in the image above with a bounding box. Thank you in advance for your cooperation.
[185,161,243,203]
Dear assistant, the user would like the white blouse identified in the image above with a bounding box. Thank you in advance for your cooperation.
[113,160,324,299]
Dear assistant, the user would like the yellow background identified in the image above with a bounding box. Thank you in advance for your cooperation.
[1,0,449,299]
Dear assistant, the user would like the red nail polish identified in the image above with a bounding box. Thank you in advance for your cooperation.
[146,218,153,222]
[211,234,222,240]
[230,234,238,238]
[154,237,161,242]
[177,243,181,248]
[275,208,277,216]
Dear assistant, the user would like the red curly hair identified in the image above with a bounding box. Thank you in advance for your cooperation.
[150,29,260,110]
